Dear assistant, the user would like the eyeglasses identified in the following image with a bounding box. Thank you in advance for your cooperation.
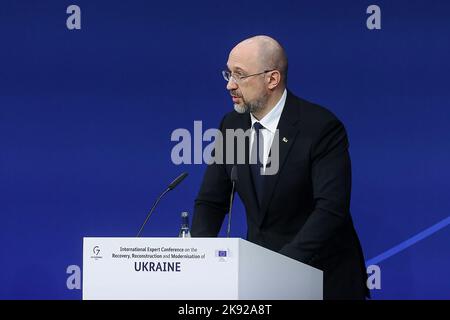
[222,69,276,83]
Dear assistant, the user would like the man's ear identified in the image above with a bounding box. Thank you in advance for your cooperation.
[267,71,281,89]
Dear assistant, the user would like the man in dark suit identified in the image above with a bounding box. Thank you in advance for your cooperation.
[191,35,368,299]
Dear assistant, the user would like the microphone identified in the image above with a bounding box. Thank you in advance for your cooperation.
[136,172,188,237]
[226,166,238,238]
[168,172,188,190]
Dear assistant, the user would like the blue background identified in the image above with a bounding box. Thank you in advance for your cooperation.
[1,0,449,299]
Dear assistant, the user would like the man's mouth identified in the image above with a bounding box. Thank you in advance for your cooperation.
[231,93,242,103]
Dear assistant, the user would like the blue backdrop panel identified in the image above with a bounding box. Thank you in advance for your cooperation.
[0,0,449,299]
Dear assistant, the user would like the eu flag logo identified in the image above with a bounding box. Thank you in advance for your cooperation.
[218,250,227,257]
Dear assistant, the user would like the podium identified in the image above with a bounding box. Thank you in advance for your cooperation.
[83,237,323,300]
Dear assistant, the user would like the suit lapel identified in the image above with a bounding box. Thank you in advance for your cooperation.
[233,114,260,213]
[258,92,301,225]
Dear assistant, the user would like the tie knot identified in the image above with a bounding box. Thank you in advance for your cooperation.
[253,122,264,132]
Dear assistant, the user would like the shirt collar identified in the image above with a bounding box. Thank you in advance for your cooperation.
[250,89,287,133]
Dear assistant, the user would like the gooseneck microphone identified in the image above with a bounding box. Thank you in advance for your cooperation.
[167,172,188,190]
[136,172,188,237]
[226,166,238,238]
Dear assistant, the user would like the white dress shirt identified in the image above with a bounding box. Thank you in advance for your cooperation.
[250,89,287,171]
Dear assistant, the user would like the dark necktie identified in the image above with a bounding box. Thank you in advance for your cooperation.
[250,122,265,205]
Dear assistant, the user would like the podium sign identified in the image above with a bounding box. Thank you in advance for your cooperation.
[83,237,323,300]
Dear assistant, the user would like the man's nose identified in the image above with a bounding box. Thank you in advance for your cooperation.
[226,78,237,91]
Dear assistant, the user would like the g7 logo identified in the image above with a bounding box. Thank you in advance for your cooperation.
[93,246,100,256]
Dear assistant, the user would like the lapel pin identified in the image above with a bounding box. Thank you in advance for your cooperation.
[282,137,288,143]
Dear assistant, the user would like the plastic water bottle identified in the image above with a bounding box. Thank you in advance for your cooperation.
[178,211,191,238]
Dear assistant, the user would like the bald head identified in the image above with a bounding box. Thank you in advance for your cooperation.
[231,35,288,86]
[226,35,288,118]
